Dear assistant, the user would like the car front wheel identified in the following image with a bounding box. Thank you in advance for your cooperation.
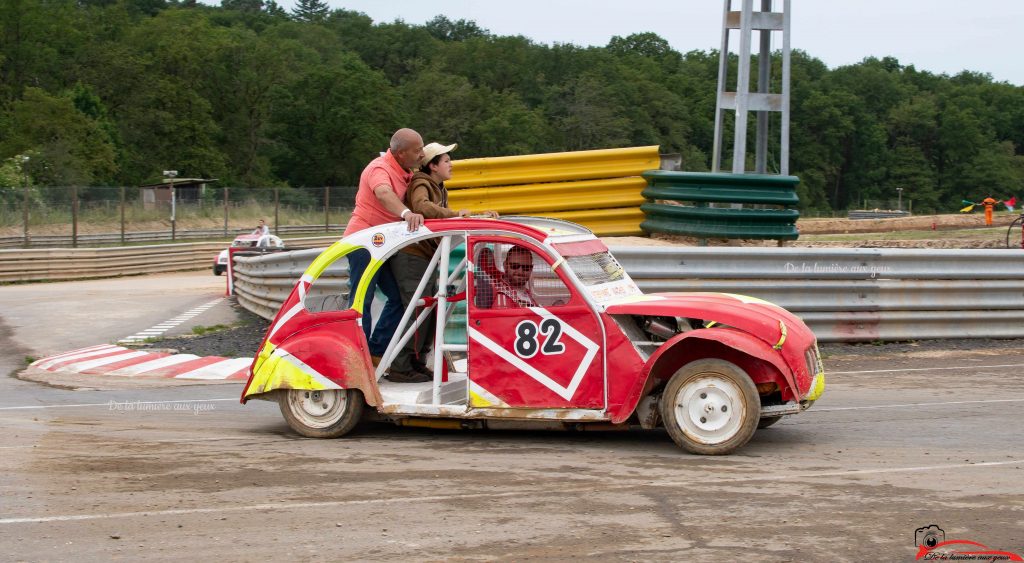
[278,388,364,438]
[660,359,760,455]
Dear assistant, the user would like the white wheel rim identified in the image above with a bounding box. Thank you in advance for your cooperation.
[287,389,346,429]
[672,375,746,444]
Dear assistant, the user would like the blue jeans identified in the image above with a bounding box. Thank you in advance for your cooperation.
[347,250,403,357]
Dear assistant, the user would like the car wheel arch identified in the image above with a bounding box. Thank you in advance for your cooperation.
[614,329,797,424]
[243,331,382,407]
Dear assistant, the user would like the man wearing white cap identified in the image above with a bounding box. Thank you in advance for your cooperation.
[386,142,497,382]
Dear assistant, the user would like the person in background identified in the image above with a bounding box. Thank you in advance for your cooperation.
[982,196,998,226]
[387,142,497,382]
[252,219,269,236]
[344,128,425,364]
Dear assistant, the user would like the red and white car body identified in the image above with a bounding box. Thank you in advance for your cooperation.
[241,217,824,454]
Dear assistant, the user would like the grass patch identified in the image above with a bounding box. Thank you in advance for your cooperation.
[191,324,232,336]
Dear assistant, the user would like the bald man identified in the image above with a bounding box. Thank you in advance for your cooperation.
[344,128,426,366]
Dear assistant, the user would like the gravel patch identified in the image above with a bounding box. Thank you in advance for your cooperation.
[147,303,271,358]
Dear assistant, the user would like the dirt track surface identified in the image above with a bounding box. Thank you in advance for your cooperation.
[2,341,1023,561]
[798,212,1018,234]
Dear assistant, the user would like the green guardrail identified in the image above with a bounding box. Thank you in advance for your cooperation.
[639,171,800,240]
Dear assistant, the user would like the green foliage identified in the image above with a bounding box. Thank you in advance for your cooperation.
[290,0,327,24]
[424,15,488,42]
[0,87,118,186]
[0,154,35,207]
[0,2,1020,217]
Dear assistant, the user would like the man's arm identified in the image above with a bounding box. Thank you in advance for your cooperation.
[372,183,423,231]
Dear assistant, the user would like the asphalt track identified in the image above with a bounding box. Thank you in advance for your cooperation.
[1,272,1022,561]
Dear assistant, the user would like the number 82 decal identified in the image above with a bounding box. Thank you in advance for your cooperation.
[514,319,566,358]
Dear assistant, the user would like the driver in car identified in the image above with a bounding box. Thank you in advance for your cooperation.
[493,245,537,308]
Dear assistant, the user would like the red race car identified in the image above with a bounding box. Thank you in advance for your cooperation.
[241,217,824,454]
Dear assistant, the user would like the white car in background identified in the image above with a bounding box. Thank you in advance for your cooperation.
[214,233,285,275]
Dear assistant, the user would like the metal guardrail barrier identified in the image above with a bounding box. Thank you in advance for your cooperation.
[847,210,911,220]
[0,236,340,283]
[640,171,801,240]
[232,245,1024,343]
[0,224,346,249]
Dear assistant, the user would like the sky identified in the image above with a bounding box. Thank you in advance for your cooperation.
[272,0,1023,85]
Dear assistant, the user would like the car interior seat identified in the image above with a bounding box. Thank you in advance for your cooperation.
[474,246,499,309]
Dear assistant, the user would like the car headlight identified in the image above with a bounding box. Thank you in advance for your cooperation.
[804,344,825,401]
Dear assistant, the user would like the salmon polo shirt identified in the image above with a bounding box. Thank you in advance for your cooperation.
[344,149,413,236]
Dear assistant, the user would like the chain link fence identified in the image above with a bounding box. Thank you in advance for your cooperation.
[0,185,358,248]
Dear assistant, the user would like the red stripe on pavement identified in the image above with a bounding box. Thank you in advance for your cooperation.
[136,356,227,378]
[79,352,171,375]
[226,368,249,380]
[45,349,137,370]
[36,344,114,363]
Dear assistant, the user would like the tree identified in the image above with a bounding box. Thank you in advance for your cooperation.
[221,0,264,13]
[1,0,1020,214]
[270,52,402,186]
[606,32,682,74]
[0,86,118,187]
[885,95,940,211]
[110,8,230,182]
[546,73,631,151]
[291,0,327,24]
[424,15,488,42]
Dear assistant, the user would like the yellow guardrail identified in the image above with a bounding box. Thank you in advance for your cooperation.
[536,207,647,237]
[448,177,646,215]
[448,146,659,188]
[447,145,659,236]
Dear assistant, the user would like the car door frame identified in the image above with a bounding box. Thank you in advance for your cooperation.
[465,235,607,411]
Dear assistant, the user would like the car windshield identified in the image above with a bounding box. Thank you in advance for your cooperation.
[551,247,641,304]
[565,251,627,286]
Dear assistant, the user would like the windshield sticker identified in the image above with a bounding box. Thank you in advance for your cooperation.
[587,279,643,304]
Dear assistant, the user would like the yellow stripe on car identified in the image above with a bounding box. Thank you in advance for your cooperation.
[774,320,787,350]
[806,371,826,402]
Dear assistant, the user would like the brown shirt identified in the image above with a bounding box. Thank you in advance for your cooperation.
[402,171,456,260]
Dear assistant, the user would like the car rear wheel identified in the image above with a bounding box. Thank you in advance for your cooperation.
[660,359,760,455]
[278,389,364,438]
[757,416,783,429]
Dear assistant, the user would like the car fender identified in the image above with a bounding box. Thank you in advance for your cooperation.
[612,328,797,423]
[656,327,794,382]
[243,322,381,406]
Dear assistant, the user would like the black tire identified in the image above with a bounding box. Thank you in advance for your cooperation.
[660,359,760,455]
[757,416,783,429]
[1007,217,1023,249]
[213,265,225,276]
[278,388,364,438]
